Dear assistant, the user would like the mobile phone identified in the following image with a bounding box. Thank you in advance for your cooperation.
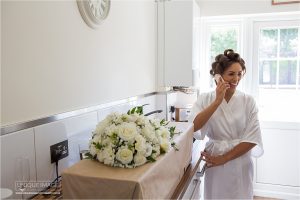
[214,74,223,84]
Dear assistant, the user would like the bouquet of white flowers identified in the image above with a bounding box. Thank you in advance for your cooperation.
[86,105,179,168]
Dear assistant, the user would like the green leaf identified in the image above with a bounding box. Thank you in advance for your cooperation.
[160,148,166,154]
[93,142,103,150]
[127,105,149,116]
[169,126,181,138]
[136,106,142,115]
[146,156,156,162]
[84,152,95,159]
[131,107,136,114]
[171,142,179,151]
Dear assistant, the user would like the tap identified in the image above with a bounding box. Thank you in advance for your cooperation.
[144,110,163,116]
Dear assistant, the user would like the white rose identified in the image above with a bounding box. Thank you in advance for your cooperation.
[109,112,123,125]
[160,138,170,153]
[103,156,114,166]
[102,137,112,146]
[95,118,110,135]
[135,135,146,154]
[90,144,98,156]
[97,147,114,162]
[116,148,133,164]
[152,144,161,158]
[136,115,146,127]
[141,125,156,142]
[134,153,147,167]
[105,124,117,137]
[91,134,101,144]
[145,143,153,157]
[126,114,138,123]
[117,122,137,142]
[158,127,170,139]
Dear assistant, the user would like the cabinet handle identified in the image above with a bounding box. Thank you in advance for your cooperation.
[197,155,208,177]
[190,178,201,199]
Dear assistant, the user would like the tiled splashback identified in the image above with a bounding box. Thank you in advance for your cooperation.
[0,94,163,199]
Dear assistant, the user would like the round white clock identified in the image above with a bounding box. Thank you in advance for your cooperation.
[77,0,111,29]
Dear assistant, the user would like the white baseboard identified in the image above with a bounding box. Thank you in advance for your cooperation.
[254,182,300,199]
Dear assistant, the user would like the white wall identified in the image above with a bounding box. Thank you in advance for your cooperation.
[1,0,156,126]
[199,0,300,16]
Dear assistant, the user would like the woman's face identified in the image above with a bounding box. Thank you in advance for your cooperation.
[222,62,243,91]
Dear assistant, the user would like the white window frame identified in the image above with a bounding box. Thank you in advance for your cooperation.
[253,19,300,93]
[199,17,244,93]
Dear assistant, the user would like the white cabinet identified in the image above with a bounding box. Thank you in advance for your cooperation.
[157,0,200,88]
[254,122,300,199]
[0,129,36,199]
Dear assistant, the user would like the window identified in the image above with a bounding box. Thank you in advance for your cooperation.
[210,26,239,62]
[258,28,299,89]
[253,20,300,122]
[199,19,242,91]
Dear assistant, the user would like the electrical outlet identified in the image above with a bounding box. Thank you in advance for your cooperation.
[50,140,69,163]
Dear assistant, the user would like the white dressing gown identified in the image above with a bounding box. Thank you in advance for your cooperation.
[189,90,263,199]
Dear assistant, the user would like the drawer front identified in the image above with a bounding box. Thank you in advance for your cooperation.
[182,174,202,199]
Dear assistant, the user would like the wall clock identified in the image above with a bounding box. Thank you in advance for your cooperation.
[77,0,111,29]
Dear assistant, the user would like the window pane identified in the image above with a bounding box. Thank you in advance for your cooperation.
[257,25,299,122]
[210,26,238,62]
[259,29,277,59]
[259,60,277,87]
[278,60,297,86]
[279,28,298,58]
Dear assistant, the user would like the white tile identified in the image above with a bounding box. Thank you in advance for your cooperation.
[155,94,167,119]
[68,132,91,166]
[34,112,98,183]
[62,111,98,138]
[114,103,132,114]
[34,121,68,182]
[0,129,36,199]
[97,107,113,122]
[137,95,156,115]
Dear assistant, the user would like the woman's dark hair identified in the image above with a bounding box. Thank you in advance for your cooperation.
[210,49,246,76]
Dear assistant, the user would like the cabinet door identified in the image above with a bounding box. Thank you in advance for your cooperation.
[257,128,300,187]
[158,0,195,87]
[1,129,36,199]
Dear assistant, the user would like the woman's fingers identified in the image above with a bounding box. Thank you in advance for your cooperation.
[201,151,214,164]
[207,163,214,168]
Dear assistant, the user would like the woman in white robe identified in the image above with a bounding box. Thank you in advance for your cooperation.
[189,49,263,199]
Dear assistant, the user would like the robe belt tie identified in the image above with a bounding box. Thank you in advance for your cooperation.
[205,139,241,156]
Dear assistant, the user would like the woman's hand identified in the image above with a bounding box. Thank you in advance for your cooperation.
[214,78,230,105]
[201,151,228,168]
